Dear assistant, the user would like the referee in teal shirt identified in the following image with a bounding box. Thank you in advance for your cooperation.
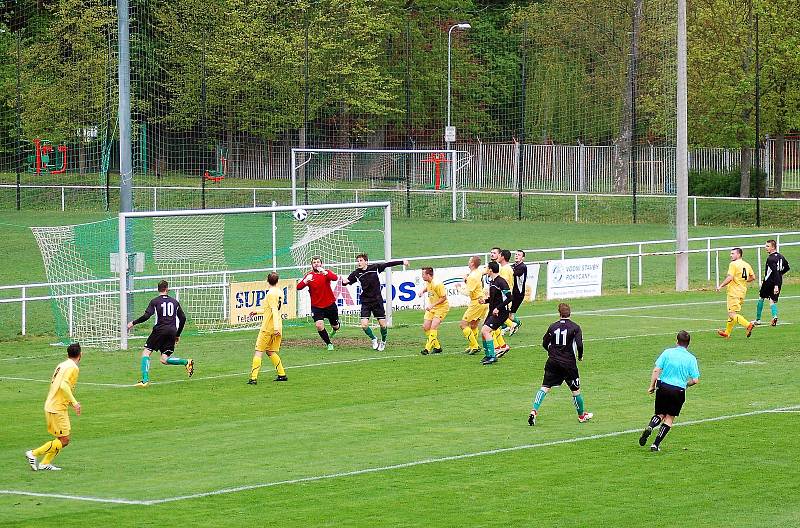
[639,330,700,451]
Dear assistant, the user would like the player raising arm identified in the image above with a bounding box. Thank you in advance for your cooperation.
[297,256,340,351]
[341,253,409,351]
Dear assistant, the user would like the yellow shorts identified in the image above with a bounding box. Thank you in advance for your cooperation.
[46,411,70,437]
[424,308,449,322]
[462,302,489,323]
[726,295,744,313]
[255,331,282,353]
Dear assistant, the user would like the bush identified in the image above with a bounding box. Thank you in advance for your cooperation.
[689,168,767,197]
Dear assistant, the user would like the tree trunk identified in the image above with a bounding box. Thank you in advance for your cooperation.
[739,146,751,198]
[612,0,643,194]
[774,132,784,196]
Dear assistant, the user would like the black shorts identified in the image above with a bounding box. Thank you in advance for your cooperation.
[654,381,686,417]
[483,314,505,331]
[510,293,524,314]
[360,301,386,320]
[311,303,340,327]
[542,359,580,391]
[759,282,780,303]
[145,331,177,355]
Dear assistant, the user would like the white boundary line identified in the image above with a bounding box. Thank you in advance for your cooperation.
[3,403,798,506]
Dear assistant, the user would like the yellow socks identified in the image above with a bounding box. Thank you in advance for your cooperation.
[462,326,478,349]
[33,438,62,465]
[725,318,735,335]
[430,329,440,350]
[269,352,286,376]
[736,314,750,328]
[250,355,262,381]
[493,329,506,348]
[424,331,435,351]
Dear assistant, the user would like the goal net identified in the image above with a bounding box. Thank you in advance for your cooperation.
[32,202,391,350]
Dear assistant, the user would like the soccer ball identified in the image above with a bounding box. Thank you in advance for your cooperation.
[293,208,308,222]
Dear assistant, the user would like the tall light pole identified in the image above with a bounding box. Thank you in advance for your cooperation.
[446,22,471,151]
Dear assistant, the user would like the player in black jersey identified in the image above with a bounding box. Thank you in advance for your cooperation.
[342,253,409,351]
[527,303,593,425]
[754,239,790,326]
[507,249,528,336]
[127,280,192,386]
[479,262,512,365]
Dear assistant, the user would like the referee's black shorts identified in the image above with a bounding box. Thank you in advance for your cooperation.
[311,303,340,327]
[654,381,686,417]
[510,293,524,314]
[759,281,780,303]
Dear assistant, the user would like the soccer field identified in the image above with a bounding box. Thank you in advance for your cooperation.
[2,289,799,527]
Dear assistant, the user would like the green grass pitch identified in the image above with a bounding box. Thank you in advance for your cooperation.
[0,212,799,526]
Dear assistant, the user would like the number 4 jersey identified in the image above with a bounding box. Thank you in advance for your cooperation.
[542,318,584,366]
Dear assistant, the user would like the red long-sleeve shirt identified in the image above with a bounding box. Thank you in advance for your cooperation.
[296,269,338,308]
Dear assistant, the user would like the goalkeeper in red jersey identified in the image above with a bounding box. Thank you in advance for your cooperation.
[297,256,341,351]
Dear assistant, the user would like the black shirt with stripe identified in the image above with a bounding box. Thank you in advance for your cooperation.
[487,275,512,319]
[347,260,405,305]
[764,252,790,287]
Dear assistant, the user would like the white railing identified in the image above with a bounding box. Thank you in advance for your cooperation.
[3,231,798,338]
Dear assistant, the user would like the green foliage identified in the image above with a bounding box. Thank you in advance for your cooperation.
[689,168,768,197]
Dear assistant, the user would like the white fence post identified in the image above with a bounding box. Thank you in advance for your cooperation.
[626,256,631,294]
[222,271,228,320]
[61,187,65,211]
[757,247,763,283]
[574,194,579,222]
[21,286,26,336]
[68,296,74,337]
[714,249,719,288]
[706,238,711,281]
[252,189,257,207]
[638,243,643,285]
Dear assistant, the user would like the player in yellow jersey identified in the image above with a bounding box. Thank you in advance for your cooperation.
[247,272,288,384]
[715,247,755,338]
[419,267,450,355]
[460,256,489,354]
[25,343,82,471]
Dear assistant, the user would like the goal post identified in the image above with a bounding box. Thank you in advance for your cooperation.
[290,148,472,222]
[118,201,392,350]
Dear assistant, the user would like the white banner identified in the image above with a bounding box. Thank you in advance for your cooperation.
[526,263,541,301]
[546,258,603,300]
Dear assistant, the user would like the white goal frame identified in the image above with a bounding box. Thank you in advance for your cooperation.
[291,148,472,222]
[118,202,392,350]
